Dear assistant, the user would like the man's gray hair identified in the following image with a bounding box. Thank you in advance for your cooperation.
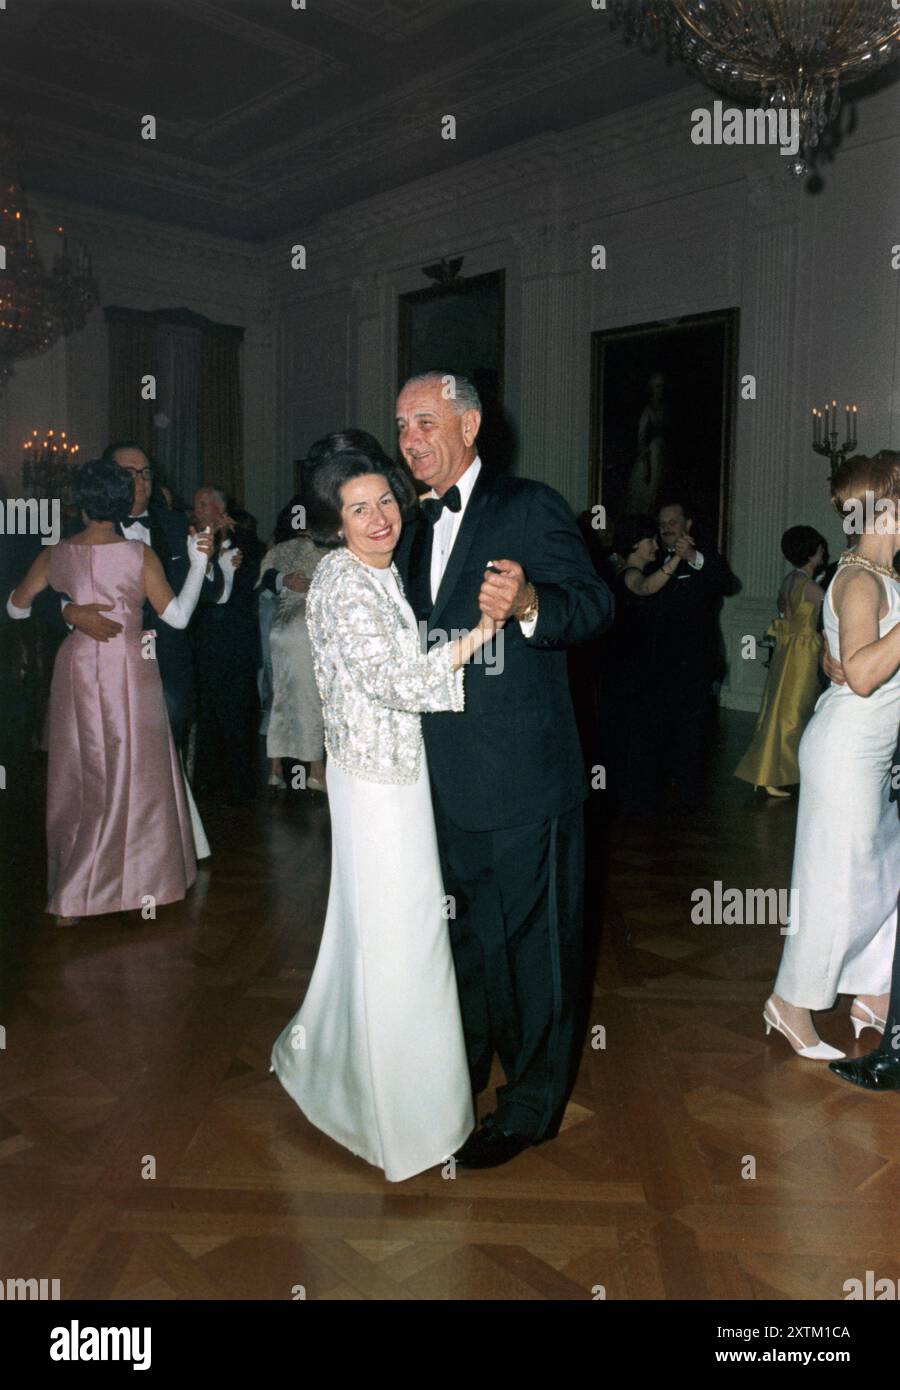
[199,485,228,508]
[403,371,482,416]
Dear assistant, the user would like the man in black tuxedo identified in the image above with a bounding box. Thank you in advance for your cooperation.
[190,486,263,806]
[650,500,736,807]
[60,442,223,750]
[394,372,614,1168]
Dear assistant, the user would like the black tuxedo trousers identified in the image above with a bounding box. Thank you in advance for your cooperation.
[432,791,585,1139]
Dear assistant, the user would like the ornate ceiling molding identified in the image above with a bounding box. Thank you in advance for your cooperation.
[162,0,339,61]
[228,11,638,190]
[278,89,704,257]
[30,192,266,278]
[10,4,655,239]
[326,1,481,42]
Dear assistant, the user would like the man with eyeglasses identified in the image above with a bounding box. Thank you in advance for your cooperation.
[59,441,231,750]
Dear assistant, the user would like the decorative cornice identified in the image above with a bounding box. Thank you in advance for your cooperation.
[260,87,710,264]
[30,191,267,279]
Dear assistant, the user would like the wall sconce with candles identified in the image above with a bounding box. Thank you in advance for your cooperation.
[811,399,858,478]
[21,427,81,500]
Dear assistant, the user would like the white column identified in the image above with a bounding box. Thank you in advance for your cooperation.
[242,301,280,533]
[513,217,588,511]
[351,272,393,451]
[721,171,802,710]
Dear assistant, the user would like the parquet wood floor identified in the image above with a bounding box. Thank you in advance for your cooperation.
[1,711,897,1301]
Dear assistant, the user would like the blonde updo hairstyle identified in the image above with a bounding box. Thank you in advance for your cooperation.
[831,450,900,519]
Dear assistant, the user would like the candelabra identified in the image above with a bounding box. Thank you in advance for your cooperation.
[21,427,81,500]
[811,400,857,478]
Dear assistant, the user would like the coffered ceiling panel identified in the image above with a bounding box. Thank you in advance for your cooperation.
[326,0,479,41]
[1,0,693,242]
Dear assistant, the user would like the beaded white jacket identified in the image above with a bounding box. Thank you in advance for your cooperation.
[306,547,465,785]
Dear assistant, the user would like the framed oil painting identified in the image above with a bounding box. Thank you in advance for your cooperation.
[589,308,739,553]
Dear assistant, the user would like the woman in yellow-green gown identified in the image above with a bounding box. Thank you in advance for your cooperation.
[735,526,827,796]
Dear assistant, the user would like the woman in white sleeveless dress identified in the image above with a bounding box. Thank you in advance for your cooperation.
[271,446,500,1181]
[766,454,900,1058]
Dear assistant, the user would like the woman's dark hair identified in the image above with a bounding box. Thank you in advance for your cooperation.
[305,447,418,549]
[613,513,658,560]
[305,429,389,467]
[781,525,826,568]
[74,458,135,523]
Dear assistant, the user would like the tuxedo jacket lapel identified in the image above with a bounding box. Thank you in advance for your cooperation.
[149,515,171,567]
[406,513,434,624]
[429,471,491,632]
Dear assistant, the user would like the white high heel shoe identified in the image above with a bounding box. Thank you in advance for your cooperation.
[763,998,845,1060]
[850,998,887,1039]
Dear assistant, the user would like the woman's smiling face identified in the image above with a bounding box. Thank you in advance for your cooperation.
[339,473,401,567]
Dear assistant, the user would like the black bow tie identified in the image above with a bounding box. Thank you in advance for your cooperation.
[125,514,150,527]
[421,486,461,525]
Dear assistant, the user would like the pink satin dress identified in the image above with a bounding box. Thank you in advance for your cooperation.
[45,540,196,918]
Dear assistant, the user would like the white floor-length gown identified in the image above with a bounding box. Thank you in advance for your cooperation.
[271,562,473,1182]
[775,568,900,1008]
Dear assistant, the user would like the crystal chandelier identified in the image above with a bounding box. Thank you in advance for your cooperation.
[609,2,900,175]
[0,128,99,393]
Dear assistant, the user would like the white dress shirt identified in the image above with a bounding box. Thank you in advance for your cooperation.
[427,457,482,602]
[122,516,151,545]
[424,456,537,635]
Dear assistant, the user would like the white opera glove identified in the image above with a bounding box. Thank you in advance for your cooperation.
[187,531,214,570]
[6,590,31,619]
[216,542,239,605]
[159,533,211,630]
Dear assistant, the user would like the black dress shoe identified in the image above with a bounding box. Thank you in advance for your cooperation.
[453,1125,534,1169]
[830,1050,900,1091]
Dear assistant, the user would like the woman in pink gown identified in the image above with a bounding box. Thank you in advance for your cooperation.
[7,459,214,924]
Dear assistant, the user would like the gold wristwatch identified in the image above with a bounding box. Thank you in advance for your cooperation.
[518,582,539,626]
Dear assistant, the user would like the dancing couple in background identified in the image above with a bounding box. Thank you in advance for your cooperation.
[7,457,219,924]
[271,372,613,1180]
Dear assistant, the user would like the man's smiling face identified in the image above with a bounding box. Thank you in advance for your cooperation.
[395,377,479,496]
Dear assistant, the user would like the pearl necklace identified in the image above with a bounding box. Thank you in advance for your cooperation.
[838,550,899,580]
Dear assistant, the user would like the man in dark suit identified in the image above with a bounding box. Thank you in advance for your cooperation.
[650,500,737,807]
[59,442,223,750]
[394,371,614,1168]
[190,486,263,806]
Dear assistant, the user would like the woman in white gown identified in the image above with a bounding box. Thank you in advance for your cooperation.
[271,446,500,1181]
[766,453,900,1059]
